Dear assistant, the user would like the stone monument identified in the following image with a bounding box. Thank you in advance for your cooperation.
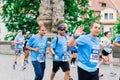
[37,0,64,33]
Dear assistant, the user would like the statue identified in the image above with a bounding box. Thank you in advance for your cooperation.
[37,0,64,32]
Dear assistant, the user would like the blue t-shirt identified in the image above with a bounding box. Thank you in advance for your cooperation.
[27,34,48,61]
[50,36,68,61]
[115,34,120,43]
[76,34,100,72]
[14,35,25,49]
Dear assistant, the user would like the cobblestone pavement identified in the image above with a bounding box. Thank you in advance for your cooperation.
[0,54,120,80]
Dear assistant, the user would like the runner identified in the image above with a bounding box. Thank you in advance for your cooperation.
[98,31,116,76]
[50,25,70,80]
[68,22,101,80]
[26,25,49,80]
[23,31,31,65]
[13,30,25,70]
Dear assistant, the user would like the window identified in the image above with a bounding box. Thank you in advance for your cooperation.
[104,13,108,20]
[99,2,106,7]
[101,3,106,7]
[104,13,114,20]
[109,13,113,19]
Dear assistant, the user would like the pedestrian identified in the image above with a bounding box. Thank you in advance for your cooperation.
[68,22,101,80]
[50,25,70,80]
[23,31,31,65]
[13,30,25,70]
[98,31,116,76]
[26,23,49,80]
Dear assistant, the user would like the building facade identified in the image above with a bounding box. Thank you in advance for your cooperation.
[90,0,120,32]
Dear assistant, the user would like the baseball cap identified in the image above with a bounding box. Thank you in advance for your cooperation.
[57,25,65,30]
[26,31,30,34]
[17,30,22,33]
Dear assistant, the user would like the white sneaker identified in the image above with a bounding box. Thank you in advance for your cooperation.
[110,71,116,76]
[71,64,76,68]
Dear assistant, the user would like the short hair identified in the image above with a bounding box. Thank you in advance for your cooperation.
[90,22,99,28]
[104,31,111,36]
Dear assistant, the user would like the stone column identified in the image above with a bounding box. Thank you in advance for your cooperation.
[51,0,64,32]
[37,0,52,32]
[37,0,64,34]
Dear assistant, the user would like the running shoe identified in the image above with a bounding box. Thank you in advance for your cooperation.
[110,71,116,76]
[21,66,26,71]
[13,64,16,70]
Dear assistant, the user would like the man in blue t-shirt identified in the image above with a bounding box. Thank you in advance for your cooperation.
[50,25,70,80]
[68,22,101,80]
[26,25,48,80]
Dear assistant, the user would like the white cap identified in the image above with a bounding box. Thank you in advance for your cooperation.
[26,31,30,34]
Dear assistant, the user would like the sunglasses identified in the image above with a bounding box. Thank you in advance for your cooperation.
[59,29,65,31]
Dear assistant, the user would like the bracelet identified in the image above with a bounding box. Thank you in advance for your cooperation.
[52,54,55,56]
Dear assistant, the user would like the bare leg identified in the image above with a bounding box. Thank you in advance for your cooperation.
[108,54,113,71]
[20,53,25,66]
[25,50,29,60]
[64,71,70,80]
[13,55,18,64]
[50,72,56,80]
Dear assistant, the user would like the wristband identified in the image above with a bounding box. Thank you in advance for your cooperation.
[73,35,79,39]
[52,54,55,56]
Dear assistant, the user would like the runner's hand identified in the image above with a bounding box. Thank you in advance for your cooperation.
[34,48,39,52]
[74,27,84,36]
[54,55,58,60]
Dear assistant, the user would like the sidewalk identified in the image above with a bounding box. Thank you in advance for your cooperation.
[0,54,120,80]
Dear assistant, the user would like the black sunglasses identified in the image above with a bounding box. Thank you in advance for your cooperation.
[60,29,65,31]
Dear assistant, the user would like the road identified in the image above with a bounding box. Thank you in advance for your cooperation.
[0,54,120,80]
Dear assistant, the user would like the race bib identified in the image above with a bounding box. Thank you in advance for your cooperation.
[90,49,99,63]
[37,53,44,63]
[62,52,69,62]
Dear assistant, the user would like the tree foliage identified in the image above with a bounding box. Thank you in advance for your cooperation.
[1,0,40,40]
[64,0,101,35]
[112,17,120,41]
[1,0,101,40]
[113,17,120,34]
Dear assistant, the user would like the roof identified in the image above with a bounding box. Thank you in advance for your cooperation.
[90,0,120,11]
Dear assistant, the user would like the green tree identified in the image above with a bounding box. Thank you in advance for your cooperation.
[1,0,101,40]
[1,0,40,40]
[113,17,120,34]
[64,0,101,35]
[112,17,120,41]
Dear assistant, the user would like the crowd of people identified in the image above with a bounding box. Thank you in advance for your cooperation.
[13,21,120,80]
